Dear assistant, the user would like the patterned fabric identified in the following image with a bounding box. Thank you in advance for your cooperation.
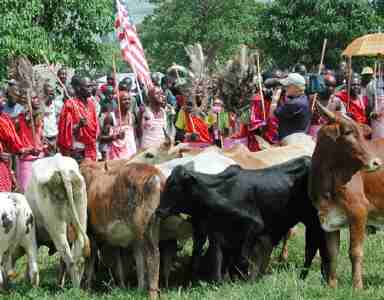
[108,113,137,160]
[0,160,12,192]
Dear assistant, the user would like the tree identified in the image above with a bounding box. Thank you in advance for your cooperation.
[0,0,115,79]
[141,0,265,72]
[257,0,381,69]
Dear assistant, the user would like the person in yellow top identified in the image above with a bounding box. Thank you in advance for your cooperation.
[175,97,212,143]
[205,99,230,147]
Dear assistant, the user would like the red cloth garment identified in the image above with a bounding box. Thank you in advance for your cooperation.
[0,113,24,153]
[0,143,12,192]
[17,113,43,150]
[185,113,212,143]
[249,94,269,131]
[0,113,24,192]
[57,98,100,161]
[248,94,279,148]
[335,90,368,125]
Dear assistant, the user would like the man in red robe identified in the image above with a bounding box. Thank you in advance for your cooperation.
[332,76,368,125]
[58,76,100,162]
[15,96,45,192]
[0,98,32,192]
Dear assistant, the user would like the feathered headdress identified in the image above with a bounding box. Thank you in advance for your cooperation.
[7,56,45,106]
[214,45,259,113]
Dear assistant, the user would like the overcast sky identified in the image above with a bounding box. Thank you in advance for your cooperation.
[123,0,156,24]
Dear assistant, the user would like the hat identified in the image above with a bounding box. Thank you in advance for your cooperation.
[361,67,374,75]
[279,73,306,88]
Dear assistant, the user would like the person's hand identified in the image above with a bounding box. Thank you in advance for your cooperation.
[117,131,125,140]
[190,132,200,142]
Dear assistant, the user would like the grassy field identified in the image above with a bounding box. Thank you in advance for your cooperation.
[6,226,384,300]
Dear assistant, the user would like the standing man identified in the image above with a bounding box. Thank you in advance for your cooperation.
[309,74,337,139]
[16,95,44,192]
[273,73,312,146]
[42,82,59,154]
[100,91,138,160]
[3,81,24,120]
[140,86,168,149]
[0,97,31,192]
[57,76,100,162]
[329,76,368,125]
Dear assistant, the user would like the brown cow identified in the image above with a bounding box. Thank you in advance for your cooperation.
[80,162,164,299]
[309,102,382,289]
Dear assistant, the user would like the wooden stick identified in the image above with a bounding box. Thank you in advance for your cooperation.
[311,39,328,111]
[347,56,353,111]
[374,61,378,113]
[112,54,122,127]
[256,52,266,121]
[26,90,37,149]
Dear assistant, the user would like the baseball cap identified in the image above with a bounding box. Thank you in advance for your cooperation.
[361,67,374,75]
[279,73,306,88]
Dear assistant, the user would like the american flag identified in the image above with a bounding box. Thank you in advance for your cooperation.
[115,0,153,88]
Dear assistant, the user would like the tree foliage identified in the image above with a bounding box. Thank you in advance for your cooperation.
[257,0,381,69]
[141,0,382,72]
[141,0,264,71]
[0,0,115,79]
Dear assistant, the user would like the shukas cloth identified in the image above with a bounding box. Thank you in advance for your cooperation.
[57,98,100,161]
[335,90,368,125]
[0,113,24,192]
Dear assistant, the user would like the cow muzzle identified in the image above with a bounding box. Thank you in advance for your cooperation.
[364,158,382,173]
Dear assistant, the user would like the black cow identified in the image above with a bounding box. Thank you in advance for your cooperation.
[158,156,329,282]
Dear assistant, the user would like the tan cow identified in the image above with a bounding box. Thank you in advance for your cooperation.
[80,162,164,299]
[310,103,382,289]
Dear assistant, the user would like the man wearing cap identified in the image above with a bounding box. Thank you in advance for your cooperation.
[273,73,312,146]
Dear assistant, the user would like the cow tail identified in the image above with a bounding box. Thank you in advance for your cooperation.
[62,172,91,258]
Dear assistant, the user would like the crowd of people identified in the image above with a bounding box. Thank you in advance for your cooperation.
[0,61,383,194]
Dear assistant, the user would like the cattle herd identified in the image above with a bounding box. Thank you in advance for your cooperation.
[0,103,383,299]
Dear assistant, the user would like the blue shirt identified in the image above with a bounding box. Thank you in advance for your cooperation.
[274,95,311,140]
[3,102,24,119]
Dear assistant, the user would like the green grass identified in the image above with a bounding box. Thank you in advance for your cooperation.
[5,227,384,299]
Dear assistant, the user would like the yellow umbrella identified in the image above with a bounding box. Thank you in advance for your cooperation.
[342,33,384,57]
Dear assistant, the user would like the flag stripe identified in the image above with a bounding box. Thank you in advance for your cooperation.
[115,0,153,89]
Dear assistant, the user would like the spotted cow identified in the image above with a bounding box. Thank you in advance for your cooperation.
[0,193,39,289]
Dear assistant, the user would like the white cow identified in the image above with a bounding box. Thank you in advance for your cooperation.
[0,193,39,289]
[25,154,90,287]
[157,148,237,178]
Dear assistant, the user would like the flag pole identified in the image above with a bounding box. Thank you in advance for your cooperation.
[112,54,122,126]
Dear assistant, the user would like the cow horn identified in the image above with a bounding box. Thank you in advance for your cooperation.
[316,101,336,123]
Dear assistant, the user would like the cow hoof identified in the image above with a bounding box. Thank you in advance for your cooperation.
[353,282,363,290]
[148,289,159,300]
[31,272,39,288]
[328,279,338,289]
